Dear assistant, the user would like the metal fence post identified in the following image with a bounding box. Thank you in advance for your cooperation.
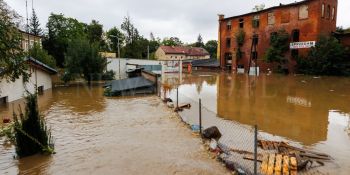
[254,125,258,175]
[176,88,179,108]
[199,98,202,134]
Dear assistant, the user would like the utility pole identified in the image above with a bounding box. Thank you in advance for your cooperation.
[147,44,150,60]
[110,35,121,79]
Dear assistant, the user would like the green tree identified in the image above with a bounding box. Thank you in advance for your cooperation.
[29,9,42,36]
[43,13,87,67]
[0,0,28,83]
[64,38,107,83]
[194,34,205,47]
[264,29,290,71]
[106,27,125,53]
[235,29,245,60]
[87,20,103,44]
[204,40,218,58]
[161,37,183,46]
[296,36,350,76]
[28,43,56,68]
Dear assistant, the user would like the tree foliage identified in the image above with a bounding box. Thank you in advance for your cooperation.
[296,36,350,76]
[29,9,42,36]
[63,38,107,83]
[87,20,103,44]
[161,37,183,46]
[43,13,87,67]
[194,34,204,48]
[235,29,245,60]
[204,40,218,58]
[0,0,28,83]
[264,29,290,71]
[106,27,125,53]
[28,43,56,68]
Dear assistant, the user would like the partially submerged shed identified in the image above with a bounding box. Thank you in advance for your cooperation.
[104,76,156,96]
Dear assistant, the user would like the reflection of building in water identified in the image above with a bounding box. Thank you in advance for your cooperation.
[216,74,331,145]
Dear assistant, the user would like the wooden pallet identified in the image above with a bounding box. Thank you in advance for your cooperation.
[259,140,281,150]
[260,154,297,175]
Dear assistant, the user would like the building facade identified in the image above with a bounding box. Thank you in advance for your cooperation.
[20,30,43,52]
[155,46,210,61]
[218,0,338,73]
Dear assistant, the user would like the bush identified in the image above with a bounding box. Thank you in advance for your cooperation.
[28,43,56,68]
[296,36,350,76]
[101,70,115,80]
[13,93,54,157]
[264,29,290,72]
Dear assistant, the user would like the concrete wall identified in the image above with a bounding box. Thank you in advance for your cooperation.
[219,0,337,73]
[0,68,53,102]
[107,58,162,79]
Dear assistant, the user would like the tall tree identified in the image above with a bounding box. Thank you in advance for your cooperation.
[87,20,103,44]
[204,40,218,58]
[29,9,42,36]
[161,37,183,46]
[0,0,28,83]
[120,15,146,58]
[43,13,87,67]
[63,38,107,83]
[194,34,205,47]
[121,15,140,44]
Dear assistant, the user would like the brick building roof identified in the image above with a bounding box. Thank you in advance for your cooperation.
[159,46,209,56]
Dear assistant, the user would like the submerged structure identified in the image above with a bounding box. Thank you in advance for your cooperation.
[104,77,156,96]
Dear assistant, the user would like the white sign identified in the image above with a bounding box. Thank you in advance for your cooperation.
[290,41,316,49]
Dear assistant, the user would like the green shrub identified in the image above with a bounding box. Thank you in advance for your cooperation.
[264,29,290,72]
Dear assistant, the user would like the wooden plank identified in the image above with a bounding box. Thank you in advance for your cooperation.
[267,142,273,150]
[261,140,268,150]
[267,154,275,175]
[243,155,263,162]
[290,157,297,170]
[274,142,280,149]
[274,154,283,175]
[283,155,290,175]
[260,154,269,174]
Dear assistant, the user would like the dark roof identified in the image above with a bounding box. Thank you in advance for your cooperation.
[191,59,220,67]
[223,0,315,21]
[159,46,210,56]
[19,29,43,38]
[107,77,154,92]
[26,57,57,74]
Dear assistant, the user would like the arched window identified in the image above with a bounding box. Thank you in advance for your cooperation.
[321,4,325,18]
[327,5,331,19]
[332,7,335,20]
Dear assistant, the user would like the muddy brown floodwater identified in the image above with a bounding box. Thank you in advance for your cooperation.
[163,72,350,174]
[0,85,229,175]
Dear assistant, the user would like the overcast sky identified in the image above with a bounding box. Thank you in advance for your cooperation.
[5,0,350,43]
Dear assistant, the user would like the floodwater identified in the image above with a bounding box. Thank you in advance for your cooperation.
[163,72,350,174]
[0,85,228,175]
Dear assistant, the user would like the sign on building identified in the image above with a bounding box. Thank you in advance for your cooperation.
[290,41,316,49]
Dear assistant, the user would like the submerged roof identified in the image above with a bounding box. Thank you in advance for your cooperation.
[223,0,315,20]
[26,57,57,74]
[191,59,220,67]
[107,77,154,92]
[159,46,210,56]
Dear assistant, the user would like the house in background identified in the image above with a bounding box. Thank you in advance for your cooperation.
[218,0,338,73]
[0,30,57,104]
[155,46,210,61]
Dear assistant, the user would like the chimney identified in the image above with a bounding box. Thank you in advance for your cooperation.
[218,14,225,21]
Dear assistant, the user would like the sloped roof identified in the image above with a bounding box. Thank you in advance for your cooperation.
[26,57,57,74]
[159,46,209,56]
[191,58,220,67]
[107,77,154,92]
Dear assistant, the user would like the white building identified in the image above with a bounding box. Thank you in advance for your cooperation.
[0,57,57,103]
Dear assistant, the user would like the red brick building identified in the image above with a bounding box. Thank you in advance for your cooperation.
[218,0,338,73]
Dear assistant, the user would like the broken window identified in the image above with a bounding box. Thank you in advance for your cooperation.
[327,5,331,19]
[226,38,231,48]
[268,12,275,25]
[227,20,232,30]
[299,5,309,19]
[239,18,244,28]
[321,3,325,18]
[281,11,290,23]
[332,7,335,20]
[252,15,260,28]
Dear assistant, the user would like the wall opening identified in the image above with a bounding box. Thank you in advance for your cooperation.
[227,20,232,30]
[291,29,300,59]
[0,96,8,106]
[226,38,231,48]
[239,18,244,28]
[38,86,44,95]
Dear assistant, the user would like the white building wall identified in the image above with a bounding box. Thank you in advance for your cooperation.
[0,68,53,103]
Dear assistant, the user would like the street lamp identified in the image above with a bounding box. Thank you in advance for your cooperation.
[110,35,121,79]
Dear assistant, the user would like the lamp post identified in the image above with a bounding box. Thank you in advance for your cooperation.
[110,35,121,79]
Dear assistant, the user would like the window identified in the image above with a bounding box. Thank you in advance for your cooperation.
[227,20,232,30]
[332,7,335,20]
[321,3,325,18]
[0,96,8,105]
[239,18,244,28]
[225,52,232,65]
[327,5,331,19]
[268,12,275,25]
[252,51,258,60]
[281,11,290,23]
[38,86,44,95]
[252,15,260,28]
[299,5,309,19]
[253,34,259,45]
[226,38,231,48]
